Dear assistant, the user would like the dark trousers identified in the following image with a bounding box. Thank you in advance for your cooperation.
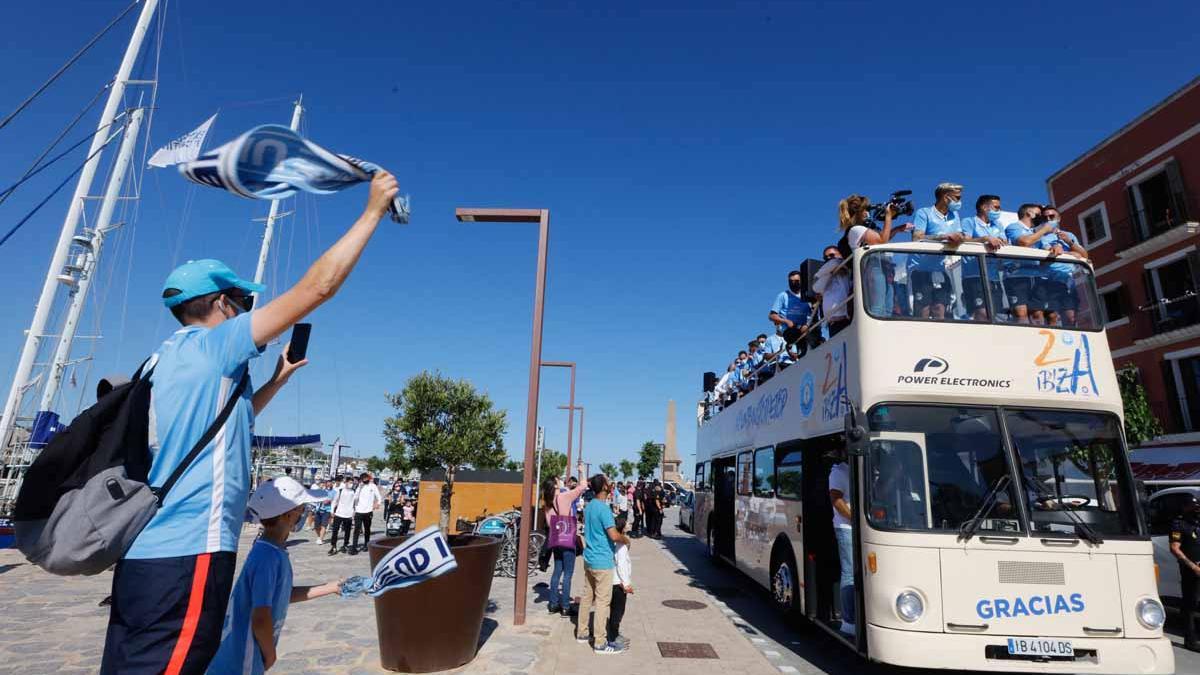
[632,509,644,535]
[1183,563,1200,645]
[101,551,236,675]
[607,585,628,642]
[330,515,353,549]
[353,511,374,547]
[646,509,661,536]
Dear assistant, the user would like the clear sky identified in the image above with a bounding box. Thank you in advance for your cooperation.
[1,1,1197,474]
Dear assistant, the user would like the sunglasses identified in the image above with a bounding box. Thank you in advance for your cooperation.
[221,292,254,313]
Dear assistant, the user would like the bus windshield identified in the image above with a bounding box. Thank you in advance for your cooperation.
[862,250,1101,330]
[865,405,1141,538]
[1005,408,1140,537]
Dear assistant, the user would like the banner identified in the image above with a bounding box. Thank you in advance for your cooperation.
[147,114,216,168]
[368,525,457,595]
[177,124,410,223]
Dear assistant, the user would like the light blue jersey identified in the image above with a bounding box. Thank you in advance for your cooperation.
[770,291,810,332]
[1047,230,1082,281]
[125,311,263,560]
[911,206,961,271]
[207,539,292,675]
[960,215,1006,278]
[763,334,792,365]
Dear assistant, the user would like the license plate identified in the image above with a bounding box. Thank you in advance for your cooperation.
[1006,638,1074,657]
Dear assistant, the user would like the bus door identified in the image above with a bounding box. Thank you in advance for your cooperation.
[711,455,737,561]
[801,438,840,630]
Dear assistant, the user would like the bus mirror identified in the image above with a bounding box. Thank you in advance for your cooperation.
[845,412,867,456]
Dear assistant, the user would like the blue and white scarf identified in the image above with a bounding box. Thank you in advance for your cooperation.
[178,124,410,223]
[367,525,457,596]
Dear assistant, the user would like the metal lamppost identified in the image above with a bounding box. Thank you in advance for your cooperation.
[455,207,549,627]
[557,404,583,473]
[542,361,576,473]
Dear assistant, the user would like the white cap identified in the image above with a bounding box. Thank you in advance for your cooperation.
[246,476,327,523]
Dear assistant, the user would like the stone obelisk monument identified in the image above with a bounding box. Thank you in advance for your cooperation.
[662,399,684,483]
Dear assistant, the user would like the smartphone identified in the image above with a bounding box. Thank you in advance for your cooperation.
[288,323,312,363]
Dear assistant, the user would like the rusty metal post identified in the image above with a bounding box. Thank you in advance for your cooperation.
[542,361,576,474]
[578,406,585,468]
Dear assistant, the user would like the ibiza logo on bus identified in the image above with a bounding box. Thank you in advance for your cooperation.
[1033,331,1099,396]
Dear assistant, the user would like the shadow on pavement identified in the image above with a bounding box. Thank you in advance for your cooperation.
[0,563,25,575]
[476,617,499,652]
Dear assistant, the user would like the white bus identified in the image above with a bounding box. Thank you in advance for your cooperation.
[693,241,1174,673]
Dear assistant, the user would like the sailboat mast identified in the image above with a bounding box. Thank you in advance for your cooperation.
[250,96,304,305]
[0,0,161,448]
[39,106,147,412]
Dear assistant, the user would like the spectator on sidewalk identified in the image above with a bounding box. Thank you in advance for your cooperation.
[401,500,415,537]
[351,473,382,554]
[313,480,334,542]
[544,464,587,616]
[607,514,634,649]
[576,474,630,654]
[631,482,645,537]
[328,476,357,556]
[385,481,404,519]
[614,482,630,520]
[207,477,342,674]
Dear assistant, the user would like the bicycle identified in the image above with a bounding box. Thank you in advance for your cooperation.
[472,507,544,578]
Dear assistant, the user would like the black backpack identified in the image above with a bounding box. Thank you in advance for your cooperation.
[13,359,248,575]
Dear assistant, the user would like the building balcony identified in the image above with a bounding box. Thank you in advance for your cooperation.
[1110,193,1199,257]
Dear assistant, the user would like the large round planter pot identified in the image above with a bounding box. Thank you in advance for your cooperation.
[368,534,503,673]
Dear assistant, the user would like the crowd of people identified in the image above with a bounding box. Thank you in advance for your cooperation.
[705,183,1092,416]
[539,469,674,655]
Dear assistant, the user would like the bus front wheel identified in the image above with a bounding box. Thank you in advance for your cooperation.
[770,548,801,619]
[706,524,721,564]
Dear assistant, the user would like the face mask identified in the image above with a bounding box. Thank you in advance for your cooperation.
[947,200,962,213]
[1045,218,1059,226]
[788,280,802,293]
[758,340,767,348]
[986,209,1001,224]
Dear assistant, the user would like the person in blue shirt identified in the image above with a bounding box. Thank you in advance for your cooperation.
[910,183,965,320]
[757,332,793,381]
[101,171,400,675]
[769,271,812,353]
[959,194,1008,321]
[575,474,631,654]
[1037,205,1090,327]
[1003,203,1059,325]
[208,477,341,674]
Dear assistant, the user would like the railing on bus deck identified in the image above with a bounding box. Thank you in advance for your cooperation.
[699,257,855,424]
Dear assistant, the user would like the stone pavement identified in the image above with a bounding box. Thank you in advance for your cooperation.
[0,515,778,674]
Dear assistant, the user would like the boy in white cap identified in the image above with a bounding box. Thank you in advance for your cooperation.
[207,477,344,674]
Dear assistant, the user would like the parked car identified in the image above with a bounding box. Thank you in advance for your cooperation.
[1148,485,1200,605]
[677,490,694,532]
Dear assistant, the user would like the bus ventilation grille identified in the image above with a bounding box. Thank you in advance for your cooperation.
[997,560,1065,585]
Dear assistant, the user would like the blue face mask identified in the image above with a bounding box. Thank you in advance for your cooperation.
[947,200,963,213]
[986,209,1002,224]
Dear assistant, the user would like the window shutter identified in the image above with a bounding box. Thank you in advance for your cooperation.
[1142,267,1159,334]
[1126,185,1144,242]
[1186,250,1200,323]
[1160,359,1184,434]
[1164,160,1188,222]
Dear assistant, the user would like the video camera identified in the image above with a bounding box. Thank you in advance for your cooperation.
[869,190,915,222]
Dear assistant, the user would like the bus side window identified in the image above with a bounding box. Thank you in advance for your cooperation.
[775,444,803,500]
[737,452,754,496]
[754,446,775,497]
[695,462,707,491]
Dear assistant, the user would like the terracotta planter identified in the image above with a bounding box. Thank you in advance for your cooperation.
[368,534,503,673]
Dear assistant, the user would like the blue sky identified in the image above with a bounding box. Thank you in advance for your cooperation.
[1,0,1197,473]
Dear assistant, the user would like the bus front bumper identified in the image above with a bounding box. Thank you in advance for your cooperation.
[867,624,1174,674]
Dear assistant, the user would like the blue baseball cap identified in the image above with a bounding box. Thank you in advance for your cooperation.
[161,259,265,308]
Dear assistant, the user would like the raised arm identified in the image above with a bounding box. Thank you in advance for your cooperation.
[250,171,399,347]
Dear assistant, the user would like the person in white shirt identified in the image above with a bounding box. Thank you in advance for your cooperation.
[606,514,634,648]
[351,472,383,554]
[828,454,855,637]
[813,246,852,337]
[613,483,630,519]
[328,476,357,555]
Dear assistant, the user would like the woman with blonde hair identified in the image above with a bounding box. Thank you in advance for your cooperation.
[836,195,907,317]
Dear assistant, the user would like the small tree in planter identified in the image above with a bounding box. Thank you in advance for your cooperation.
[384,371,507,535]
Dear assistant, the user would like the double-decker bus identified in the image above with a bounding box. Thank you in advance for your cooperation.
[693,240,1173,673]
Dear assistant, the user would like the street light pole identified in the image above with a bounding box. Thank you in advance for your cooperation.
[455,207,549,627]
[542,361,575,474]
[577,406,586,468]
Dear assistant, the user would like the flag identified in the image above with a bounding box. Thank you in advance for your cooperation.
[177,124,410,223]
[147,114,216,168]
[368,525,457,596]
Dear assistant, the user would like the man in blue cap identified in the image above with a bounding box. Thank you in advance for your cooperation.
[101,171,398,674]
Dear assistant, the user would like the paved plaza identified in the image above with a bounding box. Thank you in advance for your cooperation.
[2,508,1199,674]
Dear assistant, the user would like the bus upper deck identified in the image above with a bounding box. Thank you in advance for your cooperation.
[692,242,1174,674]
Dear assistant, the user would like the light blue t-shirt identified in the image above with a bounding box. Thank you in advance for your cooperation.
[207,539,292,675]
[582,497,616,570]
[770,291,811,331]
[763,334,792,364]
[1046,230,1081,281]
[125,311,262,559]
[911,206,961,271]
[959,215,1006,278]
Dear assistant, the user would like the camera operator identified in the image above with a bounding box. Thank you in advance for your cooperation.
[910,183,965,319]
[960,194,1007,321]
[836,194,907,317]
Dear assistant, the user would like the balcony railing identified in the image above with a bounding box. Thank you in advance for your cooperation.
[1109,192,1198,250]
[1128,289,1200,339]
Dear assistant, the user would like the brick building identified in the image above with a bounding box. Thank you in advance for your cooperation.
[1047,75,1200,442]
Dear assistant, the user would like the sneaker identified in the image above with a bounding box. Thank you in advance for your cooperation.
[548,604,560,615]
[349,546,360,556]
[614,634,630,647]
[839,622,856,637]
[575,634,592,644]
[328,548,338,556]
[339,546,348,553]
[594,641,626,654]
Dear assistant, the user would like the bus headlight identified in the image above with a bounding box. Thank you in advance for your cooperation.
[896,591,924,622]
[1136,598,1165,629]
